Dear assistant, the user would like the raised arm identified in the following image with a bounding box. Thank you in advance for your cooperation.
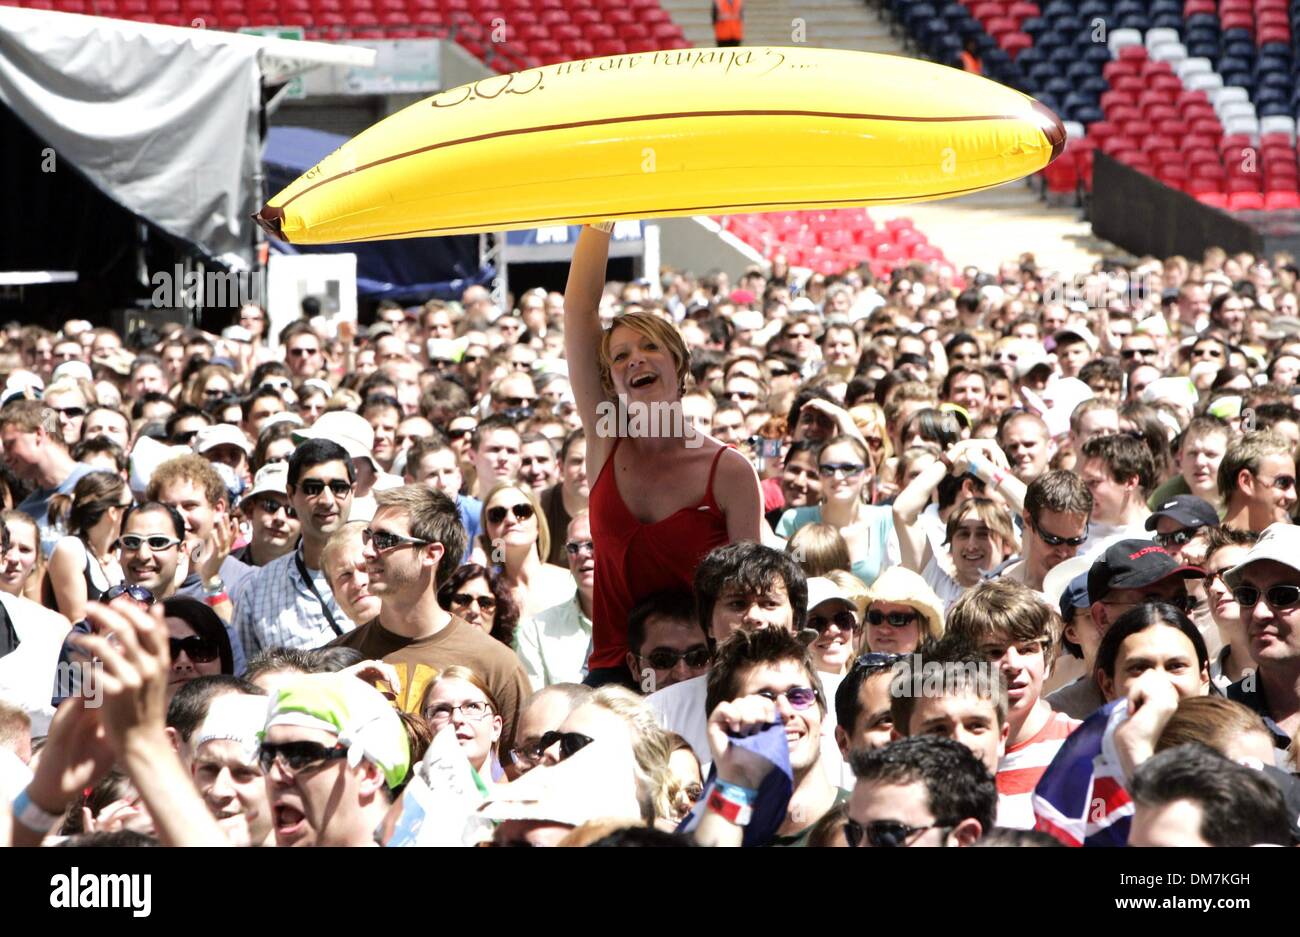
[564,224,616,474]
[892,458,947,574]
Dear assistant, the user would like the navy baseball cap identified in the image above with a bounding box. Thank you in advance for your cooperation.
[1087,539,1203,602]
[1145,495,1219,532]
[1058,572,1090,622]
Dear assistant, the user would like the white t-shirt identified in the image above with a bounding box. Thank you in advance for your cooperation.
[645,670,847,788]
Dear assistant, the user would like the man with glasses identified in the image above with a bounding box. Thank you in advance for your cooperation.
[995,470,1092,593]
[623,589,708,694]
[489,373,538,424]
[516,512,597,689]
[42,379,88,447]
[695,627,844,846]
[1220,431,1297,532]
[331,484,531,753]
[259,671,410,846]
[723,374,767,417]
[1144,494,1219,567]
[236,463,300,568]
[506,683,593,777]
[1224,522,1300,754]
[234,440,357,658]
[1119,333,1160,373]
[845,736,996,847]
[282,323,325,380]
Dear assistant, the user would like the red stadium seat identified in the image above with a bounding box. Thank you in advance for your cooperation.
[1265,190,1300,209]
[1118,45,1147,61]
[1001,32,1032,57]
[616,23,648,40]
[1100,91,1135,111]
[565,38,594,57]
[592,37,625,55]
[1228,191,1266,210]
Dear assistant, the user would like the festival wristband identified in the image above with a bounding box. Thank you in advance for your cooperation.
[715,780,758,806]
[588,221,615,233]
[707,786,755,827]
[13,787,63,833]
[204,592,229,607]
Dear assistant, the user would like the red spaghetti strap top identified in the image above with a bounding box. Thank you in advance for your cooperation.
[588,440,731,670]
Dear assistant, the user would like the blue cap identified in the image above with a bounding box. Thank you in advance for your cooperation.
[1059,572,1090,621]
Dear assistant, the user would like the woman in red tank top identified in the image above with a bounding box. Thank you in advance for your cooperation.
[564,225,764,682]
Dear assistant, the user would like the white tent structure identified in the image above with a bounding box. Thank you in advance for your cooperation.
[0,8,374,263]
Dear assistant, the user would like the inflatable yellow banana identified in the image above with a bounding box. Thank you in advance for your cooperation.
[257,46,1063,244]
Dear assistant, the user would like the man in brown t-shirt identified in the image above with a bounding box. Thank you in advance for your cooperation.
[329,485,532,751]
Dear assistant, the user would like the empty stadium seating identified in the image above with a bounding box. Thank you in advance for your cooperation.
[717,209,953,279]
[11,0,691,72]
[884,0,1300,215]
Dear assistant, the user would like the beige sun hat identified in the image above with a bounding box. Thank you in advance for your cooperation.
[864,566,946,641]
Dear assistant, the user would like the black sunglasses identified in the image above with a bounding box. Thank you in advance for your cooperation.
[1031,521,1087,548]
[845,818,946,848]
[867,609,918,628]
[300,479,353,498]
[450,592,497,611]
[487,503,534,525]
[257,740,348,774]
[1155,528,1197,548]
[808,609,861,634]
[170,635,220,663]
[447,427,476,440]
[256,497,297,518]
[1233,584,1300,611]
[537,731,594,762]
[102,583,155,606]
[362,528,431,552]
[642,644,711,670]
[54,406,86,419]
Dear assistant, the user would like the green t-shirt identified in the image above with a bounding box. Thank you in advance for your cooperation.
[768,788,852,847]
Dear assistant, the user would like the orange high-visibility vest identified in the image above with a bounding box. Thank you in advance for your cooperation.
[714,0,744,41]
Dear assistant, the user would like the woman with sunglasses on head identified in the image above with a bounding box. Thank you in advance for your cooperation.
[565,225,763,687]
[162,596,235,703]
[437,563,520,648]
[419,665,506,790]
[776,435,895,588]
[476,482,574,620]
[0,510,44,602]
[44,471,132,624]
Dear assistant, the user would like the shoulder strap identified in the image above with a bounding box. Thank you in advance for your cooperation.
[703,445,730,509]
[295,550,342,637]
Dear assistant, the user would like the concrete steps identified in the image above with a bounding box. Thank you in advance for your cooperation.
[871,181,1128,278]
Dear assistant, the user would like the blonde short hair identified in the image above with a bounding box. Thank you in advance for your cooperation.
[598,311,690,401]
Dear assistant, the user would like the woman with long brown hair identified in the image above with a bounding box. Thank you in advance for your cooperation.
[45,471,131,622]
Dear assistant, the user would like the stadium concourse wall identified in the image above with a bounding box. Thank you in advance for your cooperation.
[1090,151,1275,260]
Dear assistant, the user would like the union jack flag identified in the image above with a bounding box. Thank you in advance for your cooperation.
[1032,700,1134,847]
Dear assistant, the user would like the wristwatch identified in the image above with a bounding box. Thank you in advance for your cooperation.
[203,576,226,596]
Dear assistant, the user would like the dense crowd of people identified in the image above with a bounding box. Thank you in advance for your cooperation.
[3,228,1300,848]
